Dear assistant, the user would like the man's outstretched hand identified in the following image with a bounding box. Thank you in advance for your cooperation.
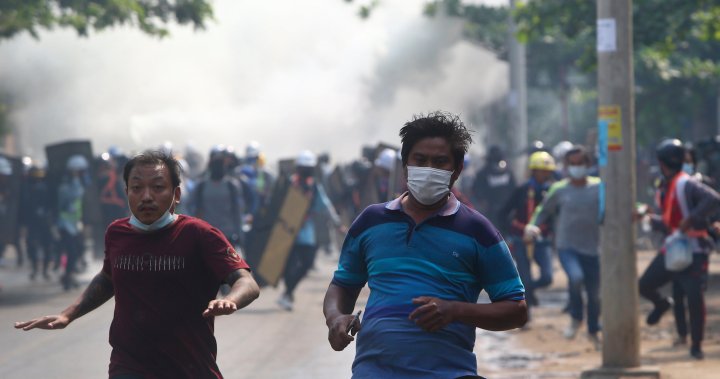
[14,314,71,331]
[203,299,238,317]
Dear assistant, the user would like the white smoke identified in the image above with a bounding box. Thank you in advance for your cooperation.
[0,0,508,164]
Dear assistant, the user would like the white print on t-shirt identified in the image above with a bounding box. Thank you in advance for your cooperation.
[113,255,186,272]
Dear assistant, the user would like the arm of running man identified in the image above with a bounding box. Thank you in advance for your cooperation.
[14,271,114,331]
[203,268,260,317]
[323,283,363,351]
[409,297,528,333]
[685,179,720,228]
[529,180,565,226]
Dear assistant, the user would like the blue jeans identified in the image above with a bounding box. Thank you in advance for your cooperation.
[508,236,553,306]
[558,248,600,334]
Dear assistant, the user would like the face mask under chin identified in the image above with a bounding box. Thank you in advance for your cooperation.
[129,191,178,232]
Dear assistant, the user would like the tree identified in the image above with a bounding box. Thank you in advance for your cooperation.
[0,0,214,40]
[0,1,214,138]
[424,0,720,148]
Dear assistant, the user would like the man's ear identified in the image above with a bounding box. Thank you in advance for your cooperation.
[451,162,464,185]
[174,186,182,204]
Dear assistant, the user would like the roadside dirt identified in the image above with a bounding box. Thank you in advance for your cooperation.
[474,249,720,379]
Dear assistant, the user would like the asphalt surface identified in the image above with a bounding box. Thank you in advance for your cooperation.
[0,250,359,379]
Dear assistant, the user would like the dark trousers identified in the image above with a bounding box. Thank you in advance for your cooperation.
[639,253,708,346]
[509,236,553,307]
[26,225,54,274]
[59,229,83,277]
[283,244,317,298]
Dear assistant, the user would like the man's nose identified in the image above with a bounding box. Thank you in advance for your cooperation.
[140,188,153,201]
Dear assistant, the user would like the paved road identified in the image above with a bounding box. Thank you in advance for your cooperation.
[0,252,359,379]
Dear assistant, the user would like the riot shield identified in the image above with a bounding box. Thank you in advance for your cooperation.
[244,175,312,287]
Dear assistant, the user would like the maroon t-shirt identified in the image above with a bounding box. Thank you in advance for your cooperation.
[102,215,250,379]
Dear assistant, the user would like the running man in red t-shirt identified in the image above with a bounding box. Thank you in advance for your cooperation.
[15,150,260,379]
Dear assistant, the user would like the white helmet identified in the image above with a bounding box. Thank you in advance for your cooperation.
[374,148,397,171]
[66,154,89,171]
[246,141,261,159]
[552,141,574,161]
[159,141,173,156]
[0,157,12,176]
[296,150,317,168]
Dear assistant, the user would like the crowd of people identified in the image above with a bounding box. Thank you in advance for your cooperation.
[3,111,720,377]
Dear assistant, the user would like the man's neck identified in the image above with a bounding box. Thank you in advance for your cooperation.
[401,193,448,224]
[570,177,587,187]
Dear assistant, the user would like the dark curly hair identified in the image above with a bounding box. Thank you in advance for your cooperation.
[399,111,473,170]
[123,150,183,189]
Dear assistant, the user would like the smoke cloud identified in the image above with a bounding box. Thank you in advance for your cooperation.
[0,0,508,164]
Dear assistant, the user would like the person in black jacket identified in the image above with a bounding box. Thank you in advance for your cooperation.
[20,166,55,281]
[500,151,556,311]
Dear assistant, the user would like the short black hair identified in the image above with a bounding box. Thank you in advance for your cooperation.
[565,145,591,165]
[123,150,183,188]
[399,111,473,170]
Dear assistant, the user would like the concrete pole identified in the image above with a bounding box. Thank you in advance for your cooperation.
[594,0,642,372]
[508,0,528,180]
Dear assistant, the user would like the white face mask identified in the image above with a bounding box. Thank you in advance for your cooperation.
[682,163,694,175]
[567,165,588,180]
[129,191,178,232]
[406,166,453,205]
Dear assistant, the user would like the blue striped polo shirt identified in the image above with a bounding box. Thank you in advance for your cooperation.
[332,193,525,379]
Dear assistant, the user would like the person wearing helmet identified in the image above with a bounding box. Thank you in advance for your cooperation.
[471,145,516,234]
[372,148,397,202]
[192,153,252,251]
[277,150,342,311]
[15,150,260,378]
[56,154,90,290]
[0,156,16,267]
[500,151,557,313]
[524,145,602,348]
[323,112,527,379]
[552,141,574,176]
[637,139,720,360]
[20,165,55,281]
[239,141,275,213]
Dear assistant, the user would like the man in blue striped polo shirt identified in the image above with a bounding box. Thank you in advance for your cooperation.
[323,111,528,379]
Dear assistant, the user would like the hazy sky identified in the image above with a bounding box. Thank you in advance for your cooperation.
[0,0,509,164]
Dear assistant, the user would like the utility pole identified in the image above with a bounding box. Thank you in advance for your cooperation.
[582,1,658,377]
[508,0,528,180]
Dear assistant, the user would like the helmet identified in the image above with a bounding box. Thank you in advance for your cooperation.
[0,157,12,176]
[529,140,546,154]
[487,145,504,164]
[656,139,685,171]
[246,141,261,159]
[552,141,573,161]
[374,148,397,171]
[528,151,556,171]
[108,145,124,158]
[159,141,173,156]
[296,150,317,168]
[66,154,89,171]
[210,144,227,159]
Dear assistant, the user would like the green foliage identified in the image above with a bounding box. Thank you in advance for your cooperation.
[425,0,720,147]
[343,0,380,20]
[0,0,214,40]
